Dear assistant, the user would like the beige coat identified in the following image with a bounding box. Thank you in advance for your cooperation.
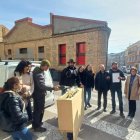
[124,74,140,100]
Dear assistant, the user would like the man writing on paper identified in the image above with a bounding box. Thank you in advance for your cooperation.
[109,62,126,118]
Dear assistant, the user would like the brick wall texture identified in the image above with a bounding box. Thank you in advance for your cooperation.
[1,17,111,73]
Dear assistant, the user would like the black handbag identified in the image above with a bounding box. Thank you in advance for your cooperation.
[0,94,14,132]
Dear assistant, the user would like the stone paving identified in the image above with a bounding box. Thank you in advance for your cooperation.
[1,80,140,140]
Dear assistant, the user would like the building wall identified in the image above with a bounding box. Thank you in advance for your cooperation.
[4,20,52,44]
[15,47,34,60]
[107,51,126,69]
[53,17,106,34]
[125,41,140,72]
[3,15,110,73]
[0,25,9,42]
[0,42,5,59]
[3,28,109,73]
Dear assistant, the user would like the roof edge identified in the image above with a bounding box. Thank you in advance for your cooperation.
[52,14,107,25]
[3,17,52,38]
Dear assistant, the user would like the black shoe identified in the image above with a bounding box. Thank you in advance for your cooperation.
[130,113,135,119]
[34,127,47,132]
[68,138,73,140]
[127,112,131,117]
[103,109,107,112]
[84,105,87,110]
[110,110,116,114]
[120,111,125,118]
[87,103,92,108]
[97,107,101,110]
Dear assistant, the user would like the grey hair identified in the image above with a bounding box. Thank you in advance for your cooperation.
[99,64,105,67]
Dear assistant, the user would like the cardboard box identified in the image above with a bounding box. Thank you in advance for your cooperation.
[57,88,84,140]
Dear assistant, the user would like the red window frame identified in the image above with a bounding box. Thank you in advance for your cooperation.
[59,44,66,65]
[77,43,85,65]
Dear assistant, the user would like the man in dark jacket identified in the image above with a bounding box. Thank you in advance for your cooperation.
[32,60,59,132]
[109,62,125,118]
[59,59,84,140]
[95,64,110,112]
[59,59,84,95]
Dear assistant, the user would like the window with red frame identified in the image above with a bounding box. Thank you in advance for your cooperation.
[8,49,12,55]
[77,43,85,65]
[59,44,66,64]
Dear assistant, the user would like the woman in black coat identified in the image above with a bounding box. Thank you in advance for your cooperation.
[83,64,95,110]
[0,77,32,140]
[78,66,84,85]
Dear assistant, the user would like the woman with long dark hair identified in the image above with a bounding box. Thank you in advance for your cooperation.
[83,64,95,110]
[9,60,34,123]
[78,66,84,85]
[0,77,32,140]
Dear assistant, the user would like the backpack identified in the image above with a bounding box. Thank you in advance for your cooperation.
[0,94,14,132]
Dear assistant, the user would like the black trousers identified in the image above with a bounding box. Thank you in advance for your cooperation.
[26,98,32,121]
[98,89,108,109]
[32,97,45,129]
[129,100,136,115]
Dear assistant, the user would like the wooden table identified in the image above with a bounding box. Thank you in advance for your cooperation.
[57,88,84,140]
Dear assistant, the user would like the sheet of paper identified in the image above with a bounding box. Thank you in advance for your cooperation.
[112,73,120,83]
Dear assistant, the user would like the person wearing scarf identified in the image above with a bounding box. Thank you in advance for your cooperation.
[109,62,125,118]
[124,67,140,118]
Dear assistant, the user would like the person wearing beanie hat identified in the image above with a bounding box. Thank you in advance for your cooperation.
[41,60,51,67]
[32,59,60,132]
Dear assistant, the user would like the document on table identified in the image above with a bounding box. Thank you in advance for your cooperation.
[112,73,120,83]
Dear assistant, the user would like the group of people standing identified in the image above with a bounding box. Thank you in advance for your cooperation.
[77,62,140,120]
[0,58,140,140]
[0,60,60,140]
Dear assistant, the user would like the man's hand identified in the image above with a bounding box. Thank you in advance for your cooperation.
[54,86,60,91]
[118,77,122,80]
[106,76,110,80]
[80,84,84,88]
[124,91,126,94]
[137,93,140,95]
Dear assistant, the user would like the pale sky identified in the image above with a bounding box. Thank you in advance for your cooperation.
[1,0,140,53]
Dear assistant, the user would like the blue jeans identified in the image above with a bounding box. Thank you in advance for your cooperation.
[84,87,91,106]
[7,127,32,140]
[110,88,123,111]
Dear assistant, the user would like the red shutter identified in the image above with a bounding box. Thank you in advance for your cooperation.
[78,43,85,53]
[61,57,66,64]
[77,56,85,65]
[60,45,66,54]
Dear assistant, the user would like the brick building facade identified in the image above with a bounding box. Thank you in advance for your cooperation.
[0,13,111,72]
